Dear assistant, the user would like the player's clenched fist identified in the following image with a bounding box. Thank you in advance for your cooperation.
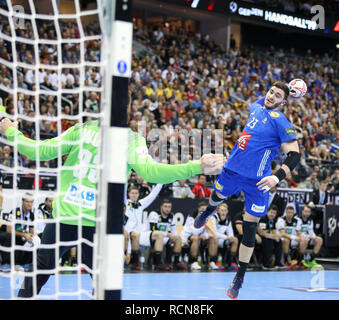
[0,118,15,134]
[200,153,226,175]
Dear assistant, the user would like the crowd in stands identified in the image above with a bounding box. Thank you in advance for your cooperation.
[0,3,338,272]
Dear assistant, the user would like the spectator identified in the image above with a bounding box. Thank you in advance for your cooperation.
[124,184,166,271]
[40,120,56,140]
[84,91,99,113]
[1,145,14,167]
[210,203,238,269]
[0,193,40,271]
[304,170,320,190]
[309,180,331,207]
[267,185,285,217]
[35,197,54,237]
[257,205,284,270]
[276,205,308,268]
[299,205,323,269]
[192,174,211,198]
[147,199,187,270]
[172,179,195,199]
[180,202,209,270]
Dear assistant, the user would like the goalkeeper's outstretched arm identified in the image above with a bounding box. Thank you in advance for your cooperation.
[128,130,225,184]
[0,118,75,160]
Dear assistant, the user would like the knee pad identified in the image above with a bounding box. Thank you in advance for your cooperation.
[210,190,225,206]
[241,221,258,248]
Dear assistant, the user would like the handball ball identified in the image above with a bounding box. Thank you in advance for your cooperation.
[288,79,307,98]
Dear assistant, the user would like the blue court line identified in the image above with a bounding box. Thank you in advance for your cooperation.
[0,271,338,300]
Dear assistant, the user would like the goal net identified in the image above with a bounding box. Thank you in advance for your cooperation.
[0,0,129,299]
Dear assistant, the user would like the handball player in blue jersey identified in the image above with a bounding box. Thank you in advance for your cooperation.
[194,81,300,299]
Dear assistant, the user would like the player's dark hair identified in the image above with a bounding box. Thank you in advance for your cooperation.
[128,185,139,192]
[268,204,278,212]
[160,198,172,206]
[198,201,208,209]
[272,81,289,99]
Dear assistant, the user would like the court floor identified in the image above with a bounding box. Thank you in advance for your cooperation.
[0,270,339,300]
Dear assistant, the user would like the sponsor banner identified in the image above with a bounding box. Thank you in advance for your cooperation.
[276,187,313,204]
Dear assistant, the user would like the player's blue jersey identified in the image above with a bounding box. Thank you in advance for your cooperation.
[225,97,297,179]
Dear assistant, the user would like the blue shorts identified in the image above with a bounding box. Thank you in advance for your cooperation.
[213,167,269,217]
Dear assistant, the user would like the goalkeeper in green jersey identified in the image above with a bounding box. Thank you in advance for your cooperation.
[0,117,224,298]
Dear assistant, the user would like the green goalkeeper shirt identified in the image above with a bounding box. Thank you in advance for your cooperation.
[5,121,201,227]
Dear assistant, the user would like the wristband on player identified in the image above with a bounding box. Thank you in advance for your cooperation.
[274,151,300,182]
[273,168,286,182]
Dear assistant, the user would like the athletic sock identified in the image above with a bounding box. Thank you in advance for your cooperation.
[131,250,139,265]
[284,253,289,263]
[153,251,162,266]
[173,253,180,264]
[189,256,197,264]
[236,261,248,278]
[210,256,217,263]
[230,253,237,264]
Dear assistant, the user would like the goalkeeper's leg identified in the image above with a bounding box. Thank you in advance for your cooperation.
[18,223,76,298]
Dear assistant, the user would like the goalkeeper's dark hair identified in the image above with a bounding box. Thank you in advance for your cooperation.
[272,81,290,100]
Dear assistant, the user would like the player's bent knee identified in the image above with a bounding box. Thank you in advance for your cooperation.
[152,230,163,239]
[131,231,140,240]
[190,235,199,242]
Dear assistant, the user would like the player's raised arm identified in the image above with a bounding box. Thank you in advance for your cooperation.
[0,117,75,161]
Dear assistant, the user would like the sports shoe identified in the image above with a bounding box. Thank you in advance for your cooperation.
[0,264,10,272]
[262,264,275,271]
[226,276,243,299]
[209,261,224,270]
[308,259,321,269]
[300,259,309,269]
[291,259,298,266]
[274,263,286,270]
[129,263,141,271]
[173,262,188,271]
[191,261,201,270]
[229,262,239,271]
[194,209,215,229]
[154,264,170,271]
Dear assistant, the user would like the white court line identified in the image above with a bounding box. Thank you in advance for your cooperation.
[215,287,225,290]
[172,294,186,298]
[152,293,164,296]
[129,292,141,295]
[197,296,209,299]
